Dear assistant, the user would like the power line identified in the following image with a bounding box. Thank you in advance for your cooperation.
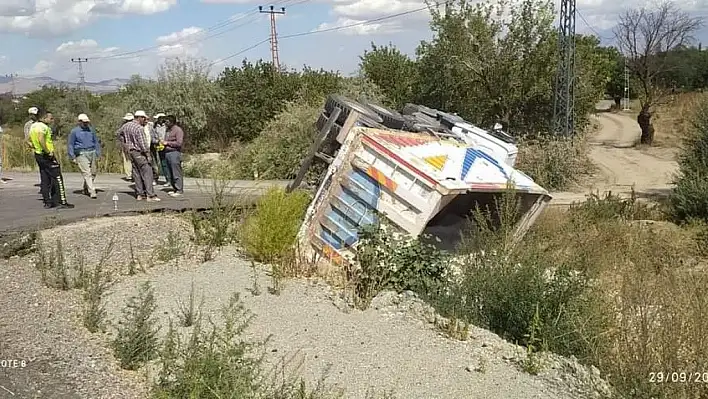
[208,4,438,69]
[91,0,310,62]
[260,5,286,70]
[576,10,613,41]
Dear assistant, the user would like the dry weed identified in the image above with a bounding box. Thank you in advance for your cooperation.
[653,92,705,148]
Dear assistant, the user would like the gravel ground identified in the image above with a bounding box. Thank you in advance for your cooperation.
[0,215,612,398]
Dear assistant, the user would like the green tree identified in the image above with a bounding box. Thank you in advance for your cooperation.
[358,42,418,108]
[415,0,607,135]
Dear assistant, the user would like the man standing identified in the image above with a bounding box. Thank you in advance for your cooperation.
[118,110,160,202]
[117,113,134,181]
[161,115,185,197]
[68,113,101,199]
[27,109,74,209]
[153,113,171,187]
[24,107,38,140]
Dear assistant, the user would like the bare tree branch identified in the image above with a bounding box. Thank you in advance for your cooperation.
[613,1,703,108]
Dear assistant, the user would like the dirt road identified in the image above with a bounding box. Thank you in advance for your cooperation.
[551,111,679,205]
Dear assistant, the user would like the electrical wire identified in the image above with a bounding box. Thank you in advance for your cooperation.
[209,3,439,67]
[576,9,613,41]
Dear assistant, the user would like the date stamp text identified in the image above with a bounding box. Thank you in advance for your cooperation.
[0,359,27,368]
[649,372,708,383]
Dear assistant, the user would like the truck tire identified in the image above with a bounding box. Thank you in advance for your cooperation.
[364,102,406,130]
[324,95,383,125]
[401,103,438,118]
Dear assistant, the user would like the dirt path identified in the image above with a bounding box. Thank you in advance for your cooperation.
[551,111,679,206]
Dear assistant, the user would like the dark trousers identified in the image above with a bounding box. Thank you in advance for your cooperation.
[34,153,68,206]
[158,150,172,183]
[164,150,183,192]
[129,150,155,197]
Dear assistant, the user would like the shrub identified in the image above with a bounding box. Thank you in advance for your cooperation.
[240,188,311,263]
[515,135,594,191]
[669,94,708,222]
[351,223,449,309]
[113,281,160,370]
[153,292,337,398]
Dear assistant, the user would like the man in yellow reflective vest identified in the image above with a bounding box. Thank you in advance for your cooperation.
[27,109,74,209]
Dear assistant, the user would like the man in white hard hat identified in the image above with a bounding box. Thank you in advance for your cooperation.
[116,110,160,202]
[117,113,134,180]
[24,107,39,141]
[68,113,101,199]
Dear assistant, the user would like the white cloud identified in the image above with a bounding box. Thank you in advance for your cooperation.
[0,0,177,37]
[23,27,207,81]
[315,0,436,35]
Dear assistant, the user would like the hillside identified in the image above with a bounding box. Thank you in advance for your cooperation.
[0,76,129,95]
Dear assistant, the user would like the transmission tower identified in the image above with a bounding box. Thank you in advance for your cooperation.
[623,57,630,110]
[259,5,285,71]
[5,73,17,99]
[71,58,88,90]
[552,0,576,136]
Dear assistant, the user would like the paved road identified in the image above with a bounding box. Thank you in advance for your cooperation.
[0,172,291,234]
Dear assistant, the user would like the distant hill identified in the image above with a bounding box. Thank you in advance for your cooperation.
[0,76,131,95]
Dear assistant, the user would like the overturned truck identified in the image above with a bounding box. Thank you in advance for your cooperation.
[289,95,552,266]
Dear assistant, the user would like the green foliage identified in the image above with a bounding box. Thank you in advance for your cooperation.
[227,101,322,180]
[358,42,418,108]
[669,94,708,222]
[213,60,341,144]
[241,188,311,263]
[351,223,449,310]
[112,281,160,370]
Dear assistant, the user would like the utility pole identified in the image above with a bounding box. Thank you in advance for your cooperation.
[71,58,88,91]
[259,5,285,71]
[552,0,576,136]
[623,57,630,111]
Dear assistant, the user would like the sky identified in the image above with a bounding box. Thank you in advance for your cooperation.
[0,0,707,84]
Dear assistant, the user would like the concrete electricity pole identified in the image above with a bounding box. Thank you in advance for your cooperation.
[259,5,285,71]
[71,58,89,90]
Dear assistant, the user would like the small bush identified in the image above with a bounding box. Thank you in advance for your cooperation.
[153,292,336,399]
[669,95,708,222]
[351,223,449,310]
[191,177,245,261]
[240,188,311,263]
[516,135,594,191]
[570,189,664,221]
[113,281,160,370]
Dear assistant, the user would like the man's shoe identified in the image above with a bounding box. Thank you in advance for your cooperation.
[146,196,161,202]
[56,203,75,209]
[43,203,55,209]
[168,191,183,197]
[90,194,97,199]
[136,195,146,201]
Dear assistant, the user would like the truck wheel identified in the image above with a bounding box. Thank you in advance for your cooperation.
[324,95,383,125]
[364,102,406,130]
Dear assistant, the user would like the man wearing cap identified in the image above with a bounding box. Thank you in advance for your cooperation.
[117,110,160,202]
[24,107,38,141]
[28,109,74,209]
[152,113,171,187]
[117,113,133,180]
[68,113,101,199]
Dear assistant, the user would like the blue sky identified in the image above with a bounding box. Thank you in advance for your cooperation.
[0,0,706,83]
